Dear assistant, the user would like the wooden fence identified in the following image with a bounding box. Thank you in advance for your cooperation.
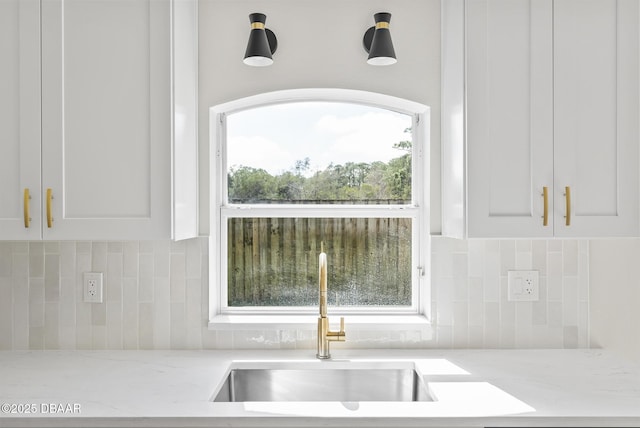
[227,216,412,307]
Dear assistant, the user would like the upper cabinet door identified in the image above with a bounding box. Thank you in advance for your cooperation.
[0,0,42,240]
[466,0,554,237]
[41,0,171,240]
[553,0,639,237]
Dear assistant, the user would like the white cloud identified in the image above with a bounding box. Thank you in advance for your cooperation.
[227,135,296,174]
[314,112,410,166]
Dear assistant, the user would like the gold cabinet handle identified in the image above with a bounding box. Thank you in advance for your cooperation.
[23,188,31,228]
[564,186,571,226]
[542,187,549,226]
[46,188,53,228]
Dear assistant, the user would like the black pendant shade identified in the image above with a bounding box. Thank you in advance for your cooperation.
[363,12,397,66]
[244,13,278,66]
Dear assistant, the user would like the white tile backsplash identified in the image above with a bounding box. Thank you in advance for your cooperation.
[0,236,589,350]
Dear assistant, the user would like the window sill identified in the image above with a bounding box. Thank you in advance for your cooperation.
[208,314,432,332]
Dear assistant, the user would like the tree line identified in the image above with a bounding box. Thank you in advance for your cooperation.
[228,135,412,203]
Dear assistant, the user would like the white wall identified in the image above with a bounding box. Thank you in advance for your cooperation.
[198,0,442,234]
[590,239,640,363]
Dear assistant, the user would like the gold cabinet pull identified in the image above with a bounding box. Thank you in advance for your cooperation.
[542,186,549,226]
[564,186,571,226]
[23,188,31,228]
[46,188,53,228]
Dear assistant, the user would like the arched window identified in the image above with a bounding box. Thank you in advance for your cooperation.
[209,89,430,326]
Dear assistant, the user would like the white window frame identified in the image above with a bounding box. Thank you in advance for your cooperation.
[208,89,431,330]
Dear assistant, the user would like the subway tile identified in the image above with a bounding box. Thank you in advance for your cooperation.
[59,324,76,350]
[12,254,28,279]
[532,240,547,274]
[201,329,219,349]
[29,253,44,278]
[91,302,106,326]
[453,302,468,348]
[29,242,44,256]
[44,242,59,254]
[154,252,170,278]
[59,279,76,329]
[0,278,12,349]
[452,253,468,301]
[122,278,139,350]
[515,252,532,270]
[60,242,76,278]
[483,251,500,301]
[107,242,123,253]
[563,325,579,349]
[76,242,91,255]
[91,242,108,272]
[186,327,203,350]
[563,240,579,275]
[0,244,11,277]
[548,302,563,328]
[547,240,562,252]
[170,302,187,350]
[29,327,44,350]
[186,278,202,327]
[562,276,579,326]
[75,324,92,350]
[12,276,29,350]
[436,326,453,349]
[532,301,547,326]
[28,278,44,328]
[138,277,154,303]
[170,240,186,254]
[213,330,232,349]
[467,325,484,349]
[0,236,593,351]
[170,254,186,303]
[123,242,139,278]
[139,254,154,279]
[138,302,154,350]
[75,301,92,348]
[499,240,516,275]
[44,254,60,302]
[44,302,60,349]
[515,240,531,252]
[139,241,154,254]
[91,326,107,350]
[468,240,484,277]
[153,278,171,349]
[484,302,500,348]
[106,301,123,349]
[11,242,28,254]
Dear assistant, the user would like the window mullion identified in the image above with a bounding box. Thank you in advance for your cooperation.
[221,205,419,219]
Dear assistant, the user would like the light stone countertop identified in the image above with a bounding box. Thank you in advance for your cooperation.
[0,349,639,427]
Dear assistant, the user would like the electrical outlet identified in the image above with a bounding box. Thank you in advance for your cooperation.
[83,272,103,303]
[507,270,539,301]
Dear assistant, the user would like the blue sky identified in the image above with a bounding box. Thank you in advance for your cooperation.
[226,102,412,176]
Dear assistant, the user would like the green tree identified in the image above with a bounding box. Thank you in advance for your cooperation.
[228,166,277,202]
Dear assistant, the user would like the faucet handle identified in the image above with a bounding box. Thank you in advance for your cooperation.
[339,317,345,333]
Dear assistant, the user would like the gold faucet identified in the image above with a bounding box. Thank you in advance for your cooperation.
[316,244,345,359]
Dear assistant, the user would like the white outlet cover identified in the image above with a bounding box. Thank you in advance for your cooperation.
[507,270,539,301]
[83,272,103,303]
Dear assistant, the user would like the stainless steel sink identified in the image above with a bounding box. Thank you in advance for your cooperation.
[212,366,433,402]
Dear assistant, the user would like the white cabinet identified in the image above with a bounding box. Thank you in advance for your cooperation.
[442,0,639,238]
[553,0,639,237]
[0,0,41,240]
[0,0,198,241]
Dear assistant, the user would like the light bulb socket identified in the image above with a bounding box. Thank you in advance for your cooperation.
[363,12,397,66]
[244,13,278,66]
